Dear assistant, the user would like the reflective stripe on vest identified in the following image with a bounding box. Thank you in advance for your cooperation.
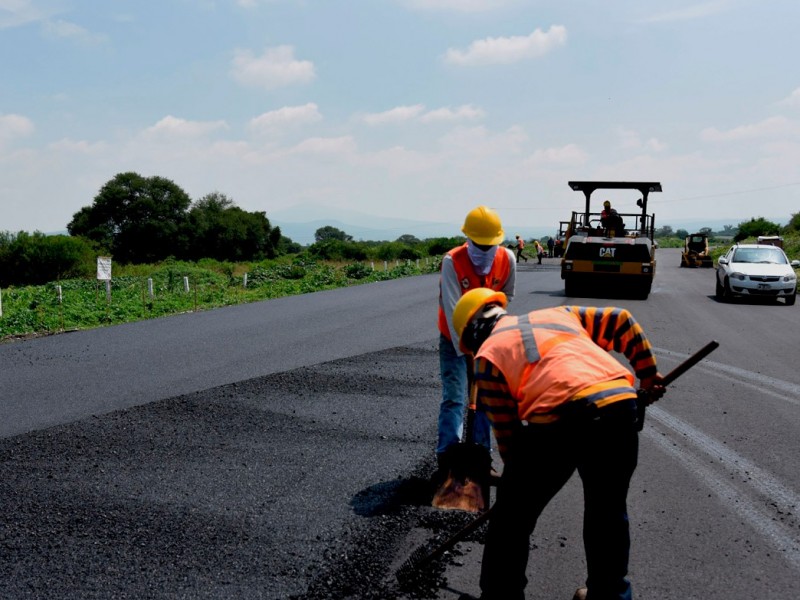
[477,308,636,418]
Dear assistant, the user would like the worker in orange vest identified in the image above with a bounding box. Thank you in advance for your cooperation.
[436,207,516,479]
[514,235,528,263]
[452,288,665,600]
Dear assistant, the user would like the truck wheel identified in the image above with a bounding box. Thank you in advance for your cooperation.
[565,277,579,297]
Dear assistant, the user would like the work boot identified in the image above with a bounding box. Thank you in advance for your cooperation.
[431,452,450,488]
[572,587,588,600]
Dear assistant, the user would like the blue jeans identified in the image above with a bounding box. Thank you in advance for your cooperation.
[479,400,638,600]
[437,334,492,455]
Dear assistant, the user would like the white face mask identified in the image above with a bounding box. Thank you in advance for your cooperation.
[466,239,498,275]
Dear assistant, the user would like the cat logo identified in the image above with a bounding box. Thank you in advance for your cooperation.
[600,247,616,258]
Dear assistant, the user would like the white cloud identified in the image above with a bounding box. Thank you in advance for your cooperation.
[363,105,425,125]
[400,0,515,12]
[143,115,228,138]
[641,1,731,23]
[0,0,61,29]
[439,125,528,158]
[231,45,316,91]
[0,113,34,142]
[776,87,800,108]
[359,145,440,175]
[362,104,484,125]
[618,128,667,151]
[48,138,108,154]
[41,19,108,44]
[700,116,800,142]
[444,25,567,66]
[420,105,485,123]
[288,135,356,156]
[525,143,588,168]
[248,103,322,133]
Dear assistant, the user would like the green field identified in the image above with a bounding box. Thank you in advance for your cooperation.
[0,257,439,342]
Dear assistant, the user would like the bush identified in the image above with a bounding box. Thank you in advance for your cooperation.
[0,232,95,287]
[344,263,373,279]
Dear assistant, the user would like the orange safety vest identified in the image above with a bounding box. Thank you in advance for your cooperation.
[476,308,636,419]
[438,244,511,339]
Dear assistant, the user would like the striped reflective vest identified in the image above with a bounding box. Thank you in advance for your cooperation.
[476,307,639,419]
[437,243,511,340]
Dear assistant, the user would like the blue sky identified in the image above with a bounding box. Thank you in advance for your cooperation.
[2,0,800,242]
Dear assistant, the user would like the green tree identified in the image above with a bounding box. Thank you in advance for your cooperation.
[314,225,352,242]
[655,225,674,238]
[396,234,421,245]
[309,239,367,261]
[185,192,282,261]
[424,236,466,256]
[784,212,800,234]
[68,172,192,264]
[733,217,780,242]
[675,229,689,240]
[0,231,95,286]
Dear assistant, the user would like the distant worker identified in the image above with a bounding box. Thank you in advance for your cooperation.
[452,288,666,600]
[514,235,529,263]
[600,200,625,236]
[534,240,544,264]
[554,238,564,258]
[436,206,516,479]
[547,236,555,258]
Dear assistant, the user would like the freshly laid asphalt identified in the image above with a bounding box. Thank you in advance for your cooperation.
[0,274,457,599]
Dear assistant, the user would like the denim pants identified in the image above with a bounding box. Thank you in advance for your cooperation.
[437,334,492,455]
[479,400,638,600]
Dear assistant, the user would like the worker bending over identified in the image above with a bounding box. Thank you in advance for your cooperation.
[453,288,665,600]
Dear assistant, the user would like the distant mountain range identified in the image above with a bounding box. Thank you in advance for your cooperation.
[268,204,553,245]
[269,204,772,246]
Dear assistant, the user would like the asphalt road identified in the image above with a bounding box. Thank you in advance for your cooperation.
[1,248,798,599]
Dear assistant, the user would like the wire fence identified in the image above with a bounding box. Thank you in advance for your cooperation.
[0,258,439,341]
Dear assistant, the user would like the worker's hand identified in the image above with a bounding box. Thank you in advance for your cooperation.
[638,373,666,405]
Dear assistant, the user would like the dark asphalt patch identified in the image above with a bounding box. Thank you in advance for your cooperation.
[0,343,486,599]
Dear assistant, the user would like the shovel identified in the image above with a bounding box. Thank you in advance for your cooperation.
[431,358,491,513]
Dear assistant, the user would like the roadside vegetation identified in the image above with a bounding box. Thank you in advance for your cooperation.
[0,256,440,341]
[2,170,798,342]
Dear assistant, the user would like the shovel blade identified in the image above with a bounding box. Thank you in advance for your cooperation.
[432,473,485,512]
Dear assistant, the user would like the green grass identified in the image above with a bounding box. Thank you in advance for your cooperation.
[708,235,800,262]
[0,256,440,342]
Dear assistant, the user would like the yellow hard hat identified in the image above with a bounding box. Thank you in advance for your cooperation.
[603,200,611,207]
[462,205,505,246]
[453,287,508,349]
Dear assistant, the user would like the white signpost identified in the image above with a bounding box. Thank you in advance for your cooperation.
[97,257,112,281]
[97,257,112,303]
